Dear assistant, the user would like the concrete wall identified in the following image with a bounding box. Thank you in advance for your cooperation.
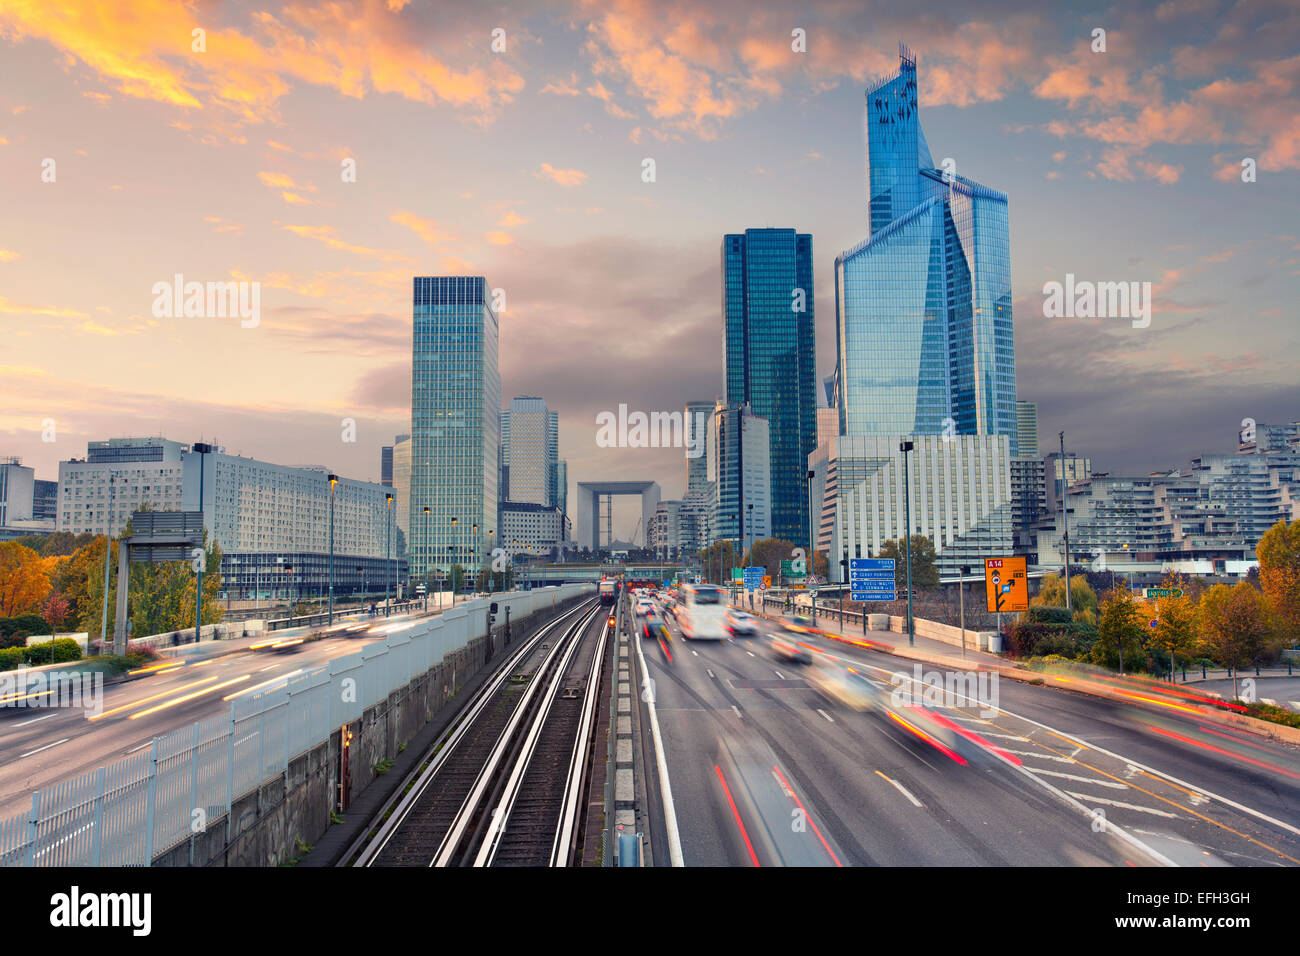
[156,591,587,866]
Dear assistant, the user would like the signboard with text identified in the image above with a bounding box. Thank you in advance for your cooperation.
[849,557,896,602]
[984,557,1028,613]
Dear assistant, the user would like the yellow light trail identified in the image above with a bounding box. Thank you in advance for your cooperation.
[87,676,221,722]
[128,675,251,719]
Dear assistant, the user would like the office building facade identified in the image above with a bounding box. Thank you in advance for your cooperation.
[812,434,1014,580]
[410,276,501,583]
[1016,402,1039,459]
[837,45,1017,453]
[708,402,772,550]
[722,229,816,547]
[501,397,557,507]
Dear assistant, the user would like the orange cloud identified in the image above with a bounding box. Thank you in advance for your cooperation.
[281,224,413,262]
[536,163,588,187]
[390,210,457,244]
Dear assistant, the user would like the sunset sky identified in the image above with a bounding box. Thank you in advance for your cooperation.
[2,0,1297,538]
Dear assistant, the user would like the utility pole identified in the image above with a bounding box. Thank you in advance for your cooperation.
[327,473,338,625]
[385,492,393,617]
[901,440,915,647]
[1059,431,1072,613]
[193,443,214,642]
[98,473,115,656]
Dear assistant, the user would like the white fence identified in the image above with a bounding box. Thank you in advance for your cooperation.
[0,585,592,867]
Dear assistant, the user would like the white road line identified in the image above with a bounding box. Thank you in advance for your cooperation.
[731,705,742,719]
[746,651,756,658]
[707,669,715,679]
[1028,768,1128,788]
[877,772,923,808]
[1000,748,1076,764]
[257,664,278,672]
[970,731,1030,741]
[1064,792,1179,819]
[773,669,785,679]
[12,713,58,728]
[691,650,698,657]
[841,653,1300,842]
[817,708,834,723]
[125,740,153,754]
[20,737,70,758]
[633,616,684,867]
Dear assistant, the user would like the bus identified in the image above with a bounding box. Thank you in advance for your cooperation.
[598,580,617,605]
[676,584,728,640]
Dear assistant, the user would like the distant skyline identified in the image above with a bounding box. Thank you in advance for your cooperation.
[1,0,1296,540]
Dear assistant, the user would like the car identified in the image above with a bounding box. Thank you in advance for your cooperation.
[642,617,669,641]
[783,613,817,635]
[806,660,884,711]
[724,609,759,636]
[634,601,652,617]
[769,633,813,664]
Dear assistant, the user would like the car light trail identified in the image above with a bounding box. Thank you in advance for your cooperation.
[714,764,760,867]
[128,675,252,719]
[86,675,221,722]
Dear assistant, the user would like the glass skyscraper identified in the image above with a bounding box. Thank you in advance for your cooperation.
[722,228,816,548]
[410,276,500,582]
[837,44,1017,452]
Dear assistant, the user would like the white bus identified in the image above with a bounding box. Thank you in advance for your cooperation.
[676,584,729,640]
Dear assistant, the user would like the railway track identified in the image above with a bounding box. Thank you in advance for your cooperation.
[352,598,610,867]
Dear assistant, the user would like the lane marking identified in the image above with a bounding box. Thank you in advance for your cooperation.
[20,738,69,758]
[773,669,785,679]
[11,713,58,729]
[707,669,715,679]
[125,740,154,755]
[731,705,742,719]
[817,708,834,723]
[772,764,842,867]
[1063,792,1179,818]
[1000,748,1075,763]
[746,651,756,658]
[714,764,760,866]
[633,614,685,867]
[692,650,698,657]
[1028,768,1128,788]
[874,770,923,808]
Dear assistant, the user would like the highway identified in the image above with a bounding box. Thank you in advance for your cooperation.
[630,594,1300,867]
[0,609,421,823]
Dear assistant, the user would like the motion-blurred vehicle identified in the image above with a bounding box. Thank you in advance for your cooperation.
[676,584,728,640]
[783,613,817,635]
[724,609,759,636]
[598,580,617,605]
[634,600,653,617]
[642,615,670,641]
[769,633,813,664]
[806,660,884,711]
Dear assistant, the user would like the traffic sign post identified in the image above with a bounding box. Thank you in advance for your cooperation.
[849,558,896,603]
[984,557,1028,614]
[742,566,764,591]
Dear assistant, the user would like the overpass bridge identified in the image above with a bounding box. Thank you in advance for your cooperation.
[516,562,688,586]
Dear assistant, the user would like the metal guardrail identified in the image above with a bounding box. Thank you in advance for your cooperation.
[0,584,594,867]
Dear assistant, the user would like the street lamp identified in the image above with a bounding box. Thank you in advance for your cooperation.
[327,472,338,625]
[807,469,816,582]
[385,492,393,617]
[487,528,495,594]
[900,440,915,647]
[450,516,458,605]
[473,523,478,594]
[192,443,214,646]
[423,506,431,610]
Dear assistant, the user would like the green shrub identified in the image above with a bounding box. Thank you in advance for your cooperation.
[0,614,50,649]
[1026,606,1073,625]
[21,639,82,666]
[0,647,24,671]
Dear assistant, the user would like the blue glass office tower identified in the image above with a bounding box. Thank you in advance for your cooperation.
[722,228,816,548]
[410,277,500,584]
[837,45,1017,451]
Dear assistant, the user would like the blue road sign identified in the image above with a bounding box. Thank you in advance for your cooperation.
[849,570,895,581]
[742,566,763,590]
[851,591,896,602]
[850,558,896,571]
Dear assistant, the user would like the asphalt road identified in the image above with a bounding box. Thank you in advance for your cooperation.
[0,609,418,823]
[629,596,1300,867]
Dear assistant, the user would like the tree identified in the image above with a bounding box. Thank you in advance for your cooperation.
[876,536,939,592]
[1256,519,1300,643]
[1032,573,1099,625]
[0,541,52,617]
[1096,586,1146,674]
[739,538,798,580]
[1150,574,1197,679]
[1198,581,1272,699]
[40,591,73,632]
[698,541,740,583]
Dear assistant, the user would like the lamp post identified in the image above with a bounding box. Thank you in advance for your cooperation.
[450,516,458,605]
[423,506,431,610]
[807,468,816,584]
[327,472,338,625]
[958,565,969,657]
[193,442,214,644]
[1059,430,1072,614]
[385,492,393,617]
[900,440,915,647]
[486,528,495,593]
[472,523,478,594]
[98,472,116,656]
